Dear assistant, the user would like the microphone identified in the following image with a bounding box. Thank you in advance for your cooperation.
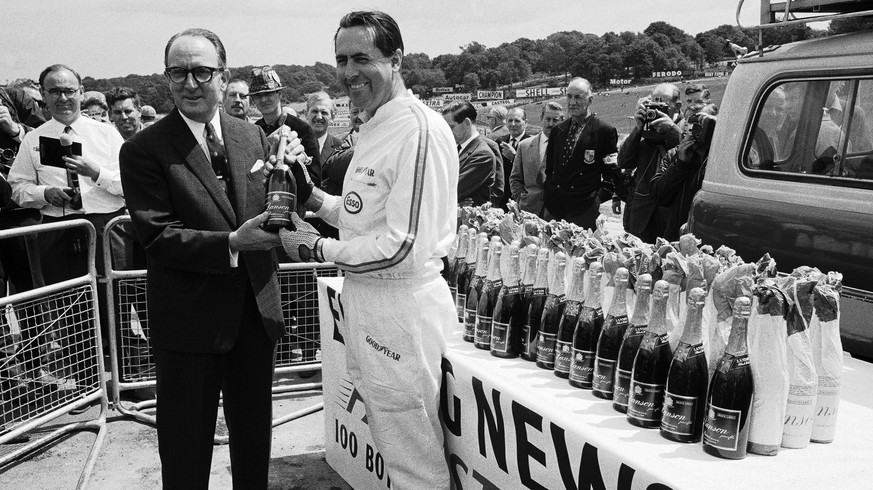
[60,133,83,210]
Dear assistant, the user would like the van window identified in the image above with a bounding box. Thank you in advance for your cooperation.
[745,78,873,181]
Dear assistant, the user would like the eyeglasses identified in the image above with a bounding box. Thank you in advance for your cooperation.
[165,66,223,84]
[45,88,80,98]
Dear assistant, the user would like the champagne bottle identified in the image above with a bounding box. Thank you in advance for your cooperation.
[455,228,478,323]
[592,268,630,399]
[522,248,550,361]
[704,296,754,459]
[568,262,604,389]
[491,244,524,358]
[628,280,672,428]
[535,252,567,369]
[520,244,538,296]
[660,287,709,442]
[447,224,468,305]
[463,234,489,342]
[264,162,298,231]
[474,240,503,350]
[613,274,653,413]
[554,260,587,378]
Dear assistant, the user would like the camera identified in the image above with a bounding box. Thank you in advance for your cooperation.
[688,113,717,147]
[642,99,670,125]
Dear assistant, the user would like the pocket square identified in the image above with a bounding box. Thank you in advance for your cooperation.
[250,159,265,173]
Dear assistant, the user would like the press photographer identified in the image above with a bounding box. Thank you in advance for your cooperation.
[648,104,718,241]
[617,83,683,243]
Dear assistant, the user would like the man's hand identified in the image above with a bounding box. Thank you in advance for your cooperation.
[500,141,516,160]
[611,197,622,215]
[63,155,101,180]
[677,131,696,163]
[0,106,20,137]
[279,214,324,262]
[633,96,650,130]
[268,129,310,166]
[44,186,73,207]
[228,211,281,252]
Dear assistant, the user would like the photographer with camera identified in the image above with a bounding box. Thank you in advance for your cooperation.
[617,83,683,243]
[648,104,718,241]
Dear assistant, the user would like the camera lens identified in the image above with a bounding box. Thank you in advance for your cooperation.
[0,148,15,161]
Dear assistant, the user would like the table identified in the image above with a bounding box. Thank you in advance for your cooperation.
[318,277,873,489]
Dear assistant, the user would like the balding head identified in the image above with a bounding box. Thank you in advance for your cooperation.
[651,83,681,118]
[566,77,593,121]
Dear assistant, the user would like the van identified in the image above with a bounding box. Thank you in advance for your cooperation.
[688,1,873,360]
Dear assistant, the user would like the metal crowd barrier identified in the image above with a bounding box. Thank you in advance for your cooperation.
[0,219,108,489]
[102,216,339,443]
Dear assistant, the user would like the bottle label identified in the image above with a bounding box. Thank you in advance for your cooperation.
[812,382,840,441]
[505,285,521,295]
[703,404,742,451]
[536,332,557,365]
[476,315,493,343]
[531,288,548,296]
[554,340,572,374]
[463,308,477,339]
[265,190,295,223]
[628,380,666,422]
[592,356,616,395]
[491,321,509,353]
[613,368,632,407]
[456,293,467,320]
[660,390,698,435]
[568,349,596,385]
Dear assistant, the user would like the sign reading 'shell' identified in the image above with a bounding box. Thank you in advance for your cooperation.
[318,277,673,490]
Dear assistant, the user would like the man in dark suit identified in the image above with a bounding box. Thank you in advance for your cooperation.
[305,91,343,165]
[494,107,532,209]
[119,28,297,489]
[442,100,497,206]
[544,77,621,230]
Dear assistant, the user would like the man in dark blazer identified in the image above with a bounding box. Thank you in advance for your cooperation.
[544,77,621,230]
[494,107,532,209]
[119,28,295,489]
[442,100,497,206]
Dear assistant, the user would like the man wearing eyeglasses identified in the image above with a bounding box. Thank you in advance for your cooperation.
[118,28,303,489]
[8,64,126,284]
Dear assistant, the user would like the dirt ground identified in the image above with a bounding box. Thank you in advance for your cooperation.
[0,370,353,490]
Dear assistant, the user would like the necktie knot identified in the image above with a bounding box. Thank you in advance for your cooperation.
[457,144,462,154]
[204,122,230,196]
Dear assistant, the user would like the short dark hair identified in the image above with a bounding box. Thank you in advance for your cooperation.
[541,101,563,118]
[685,83,710,99]
[82,96,108,110]
[227,78,249,89]
[335,11,404,57]
[106,86,141,109]
[38,64,82,88]
[164,28,227,68]
[442,100,477,125]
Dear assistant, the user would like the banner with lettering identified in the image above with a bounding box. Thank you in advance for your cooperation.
[318,278,394,489]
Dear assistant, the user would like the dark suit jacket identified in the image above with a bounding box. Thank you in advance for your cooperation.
[458,135,497,206]
[543,115,620,220]
[483,137,504,207]
[119,109,284,353]
[495,131,532,209]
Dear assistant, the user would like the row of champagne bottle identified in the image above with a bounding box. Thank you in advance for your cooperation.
[444,226,841,460]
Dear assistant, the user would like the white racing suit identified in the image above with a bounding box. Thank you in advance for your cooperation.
[315,91,459,489]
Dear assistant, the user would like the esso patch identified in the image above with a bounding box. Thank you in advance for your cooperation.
[344,191,363,214]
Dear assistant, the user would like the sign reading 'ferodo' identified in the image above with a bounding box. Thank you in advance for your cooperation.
[650,69,693,78]
[444,93,472,101]
[514,87,566,99]
[477,90,504,100]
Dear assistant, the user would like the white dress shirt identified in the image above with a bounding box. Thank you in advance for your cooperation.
[9,115,125,217]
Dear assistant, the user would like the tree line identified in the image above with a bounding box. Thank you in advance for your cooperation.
[79,18,870,113]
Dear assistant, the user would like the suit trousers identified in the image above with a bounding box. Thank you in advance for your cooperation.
[153,287,278,490]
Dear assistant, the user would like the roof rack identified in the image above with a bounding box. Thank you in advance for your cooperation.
[737,0,873,30]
